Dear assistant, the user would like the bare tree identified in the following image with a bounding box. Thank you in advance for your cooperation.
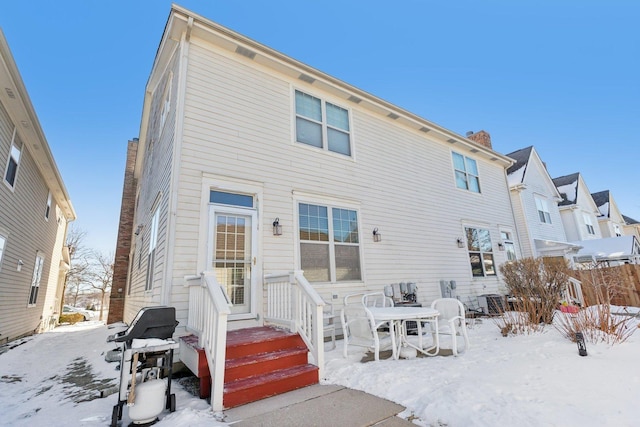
[62,226,93,310]
[88,251,114,321]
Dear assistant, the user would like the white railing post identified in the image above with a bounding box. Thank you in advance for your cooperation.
[184,272,232,414]
[263,270,325,378]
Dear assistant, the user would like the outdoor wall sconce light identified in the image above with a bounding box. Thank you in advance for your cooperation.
[17,259,24,272]
[134,224,144,236]
[456,237,465,248]
[498,242,505,251]
[373,228,381,242]
[272,218,283,236]
[576,332,588,356]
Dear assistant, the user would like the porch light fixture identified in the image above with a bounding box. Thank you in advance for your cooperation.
[456,237,465,248]
[373,228,381,242]
[576,332,588,356]
[272,218,283,236]
[134,224,144,236]
[498,242,505,251]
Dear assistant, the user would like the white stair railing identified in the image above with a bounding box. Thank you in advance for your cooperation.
[264,270,325,377]
[184,272,231,413]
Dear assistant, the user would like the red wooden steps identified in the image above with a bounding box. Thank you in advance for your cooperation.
[180,326,319,408]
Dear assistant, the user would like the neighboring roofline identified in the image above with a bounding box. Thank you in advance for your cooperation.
[135,4,514,178]
[0,29,76,220]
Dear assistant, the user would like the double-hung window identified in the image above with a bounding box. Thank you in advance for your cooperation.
[145,208,160,291]
[295,90,351,156]
[28,253,45,306]
[452,152,480,193]
[465,227,496,277]
[4,137,21,189]
[535,196,552,224]
[614,224,622,237]
[584,214,595,235]
[299,203,361,282]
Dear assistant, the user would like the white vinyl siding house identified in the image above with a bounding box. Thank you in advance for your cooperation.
[506,147,576,260]
[117,5,520,333]
[554,173,602,242]
[0,32,75,343]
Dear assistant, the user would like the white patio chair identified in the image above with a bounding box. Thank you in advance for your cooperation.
[430,298,470,356]
[341,293,395,361]
[362,291,394,308]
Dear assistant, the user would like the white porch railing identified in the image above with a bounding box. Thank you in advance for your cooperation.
[564,276,585,306]
[264,270,325,378]
[184,272,231,413]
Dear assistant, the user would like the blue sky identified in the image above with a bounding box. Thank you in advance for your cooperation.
[1,1,638,254]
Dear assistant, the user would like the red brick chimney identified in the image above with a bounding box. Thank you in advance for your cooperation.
[466,130,492,149]
[107,138,138,324]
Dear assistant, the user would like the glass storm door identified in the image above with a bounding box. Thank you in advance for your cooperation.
[210,207,256,317]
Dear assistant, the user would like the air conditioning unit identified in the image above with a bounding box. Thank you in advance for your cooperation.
[477,294,505,315]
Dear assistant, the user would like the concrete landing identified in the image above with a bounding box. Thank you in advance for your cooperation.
[224,384,415,427]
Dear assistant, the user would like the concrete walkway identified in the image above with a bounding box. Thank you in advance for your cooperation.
[224,384,416,427]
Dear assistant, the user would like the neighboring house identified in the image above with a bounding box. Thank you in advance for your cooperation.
[622,214,640,241]
[591,190,626,238]
[505,146,580,261]
[0,30,76,343]
[552,173,602,242]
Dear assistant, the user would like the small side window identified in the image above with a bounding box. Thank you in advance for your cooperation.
[4,136,21,189]
[45,192,52,220]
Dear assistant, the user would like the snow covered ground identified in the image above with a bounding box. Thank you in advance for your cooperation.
[0,309,638,426]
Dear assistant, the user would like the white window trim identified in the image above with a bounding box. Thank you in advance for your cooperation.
[45,191,52,220]
[292,88,354,158]
[145,207,160,291]
[452,151,481,194]
[0,233,6,272]
[28,252,45,307]
[500,229,517,262]
[584,214,595,235]
[294,194,364,284]
[464,226,497,278]
[535,195,552,224]
[3,127,20,191]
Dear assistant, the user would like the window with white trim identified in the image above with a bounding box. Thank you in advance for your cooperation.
[465,227,496,277]
[500,230,517,262]
[45,192,52,220]
[535,196,552,224]
[4,136,21,189]
[28,253,45,306]
[145,208,160,291]
[298,202,361,282]
[295,90,351,156]
[452,152,480,193]
[584,214,595,235]
[0,234,6,271]
[614,224,622,237]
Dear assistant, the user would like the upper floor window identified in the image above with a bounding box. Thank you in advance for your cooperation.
[465,227,496,277]
[295,90,351,156]
[4,137,21,189]
[535,197,552,224]
[45,192,52,220]
[584,214,595,235]
[452,152,480,193]
[298,202,361,282]
[614,224,622,237]
[500,230,517,262]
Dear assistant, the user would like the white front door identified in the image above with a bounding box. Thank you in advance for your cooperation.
[208,206,257,318]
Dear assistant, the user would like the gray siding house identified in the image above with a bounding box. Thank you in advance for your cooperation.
[0,30,76,343]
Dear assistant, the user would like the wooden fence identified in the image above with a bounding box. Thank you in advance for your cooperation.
[571,264,640,307]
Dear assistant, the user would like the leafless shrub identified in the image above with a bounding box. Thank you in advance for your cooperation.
[556,267,637,345]
[496,258,571,335]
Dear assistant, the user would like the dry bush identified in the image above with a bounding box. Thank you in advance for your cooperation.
[498,258,571,334]
[59,313,85,324]
[494,310,545,337]
[556,267,637,345]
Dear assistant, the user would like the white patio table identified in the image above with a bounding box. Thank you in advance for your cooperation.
[368,306,440,359]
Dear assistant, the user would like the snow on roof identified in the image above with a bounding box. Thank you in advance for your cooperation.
[556,181,578,203]
[573,236,639,259]
[598,201,610,217]
[507,164,526,187]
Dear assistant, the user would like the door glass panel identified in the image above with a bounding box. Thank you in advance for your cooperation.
[214,214,251,312]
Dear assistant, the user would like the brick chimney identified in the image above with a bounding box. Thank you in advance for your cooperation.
[466,130,492,149]
[107,138,139,324]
